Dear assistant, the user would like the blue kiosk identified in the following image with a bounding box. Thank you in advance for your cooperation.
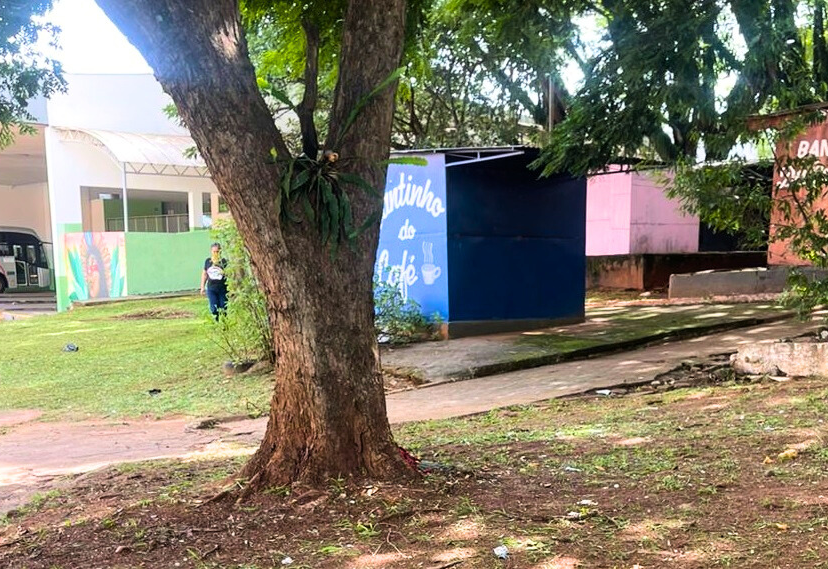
[375,147,586,337]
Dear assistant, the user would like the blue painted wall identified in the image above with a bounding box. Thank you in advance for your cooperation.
[445,154,586,323]
[376,151,586,328]
[375,154,449,319]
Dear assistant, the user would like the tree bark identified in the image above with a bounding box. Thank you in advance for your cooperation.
[95,0,410,487]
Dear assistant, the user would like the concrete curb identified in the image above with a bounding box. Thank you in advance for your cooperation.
[0,311,36,321]
[72,291,198,308]
[416,312,795,389]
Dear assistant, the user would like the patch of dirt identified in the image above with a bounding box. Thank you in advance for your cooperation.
[0,410,42,429]
[0,418,265,516]
[115,309,195,320]
[4,377,828,568]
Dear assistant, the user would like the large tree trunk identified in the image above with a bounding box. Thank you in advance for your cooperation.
[96,0,410,486]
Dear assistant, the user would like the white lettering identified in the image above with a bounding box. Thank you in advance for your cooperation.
[397,219,416,241]
[777,162,828,188]
[796,138,828,158]
[375,248,418,301]
[382,173,446,220]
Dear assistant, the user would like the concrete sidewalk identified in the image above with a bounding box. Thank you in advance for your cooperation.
[0,293,57,321]
[382,301,792,384]
[385,317,816,422]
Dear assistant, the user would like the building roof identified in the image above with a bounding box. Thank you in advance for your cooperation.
[746,102,828,131]
[392,146,529,167]
[53,127,210,178]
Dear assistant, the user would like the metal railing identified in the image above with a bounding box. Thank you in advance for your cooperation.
[106,214,190,233]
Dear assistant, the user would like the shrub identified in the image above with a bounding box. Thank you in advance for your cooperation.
[374,272,442,344]
[209,219,274,365]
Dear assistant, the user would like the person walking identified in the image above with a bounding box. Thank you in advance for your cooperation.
[201,242,228,320]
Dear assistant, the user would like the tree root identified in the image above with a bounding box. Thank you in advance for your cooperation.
[234,472,263,505]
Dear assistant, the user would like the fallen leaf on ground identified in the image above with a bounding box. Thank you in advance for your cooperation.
[777,449,798,461]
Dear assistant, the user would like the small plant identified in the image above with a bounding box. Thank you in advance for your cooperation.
[698,484,719,496]
[318,544,345,555]
[99,517,117,530]
[209,219,274,366]
[374,271,441,345]
[328,476,347,496]
[264,485,291,497]
[454,496,479,517]
[353,521,380,539]
[658,474,685,491]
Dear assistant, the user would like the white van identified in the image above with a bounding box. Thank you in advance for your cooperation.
[0,227,53,293]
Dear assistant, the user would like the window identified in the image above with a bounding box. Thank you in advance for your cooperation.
[26,245,37,265]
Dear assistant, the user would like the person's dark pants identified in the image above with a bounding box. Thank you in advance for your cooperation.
[206,287,227,320]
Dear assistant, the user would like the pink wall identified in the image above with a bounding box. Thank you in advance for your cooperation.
[629,172,699,254]
[585,171,632,255]
[586,170,699,256]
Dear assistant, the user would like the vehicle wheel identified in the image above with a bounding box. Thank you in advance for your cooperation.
[0,276,7,294]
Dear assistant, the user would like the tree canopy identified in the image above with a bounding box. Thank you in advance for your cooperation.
[241,0,581,150]
[0,0,64,147]
[237,0,828,165]
[392,0,580,148]
[536,0,828,176]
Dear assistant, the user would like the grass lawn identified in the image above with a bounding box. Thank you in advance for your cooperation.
[0,296,272,421]
[3,374,828,568]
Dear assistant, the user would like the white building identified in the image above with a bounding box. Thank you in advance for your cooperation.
[0,73,222,310]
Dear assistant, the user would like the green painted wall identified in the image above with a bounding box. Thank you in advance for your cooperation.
[55,224,83,312]
[125,231,212,295]
[103,199,164,221]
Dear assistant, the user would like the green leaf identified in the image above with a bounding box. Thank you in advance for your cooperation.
[261,79,295,109]
[382,156,428,167]
[281,157,294,192]
[337,172,383,199]
[328,193,341,241]
[340,191,354,233]
[319,177,335,205]
[337,66,405,145]
[350,208,382,240]
[277,159,294,216]
[320,202,332,244]
[301,194,315,222]
[290,169,312,196]
[329,233,340,259]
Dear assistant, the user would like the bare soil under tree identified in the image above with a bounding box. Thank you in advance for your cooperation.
[3,373,828,568]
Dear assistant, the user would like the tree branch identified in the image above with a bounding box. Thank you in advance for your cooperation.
[324,0,406,160]
[297,18,320,158]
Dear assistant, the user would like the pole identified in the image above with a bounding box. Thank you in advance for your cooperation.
[121,163,129,233]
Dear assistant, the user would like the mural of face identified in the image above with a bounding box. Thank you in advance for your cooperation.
[85,255,102,298]
[65,232,126,302]
[82,234,111,298]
